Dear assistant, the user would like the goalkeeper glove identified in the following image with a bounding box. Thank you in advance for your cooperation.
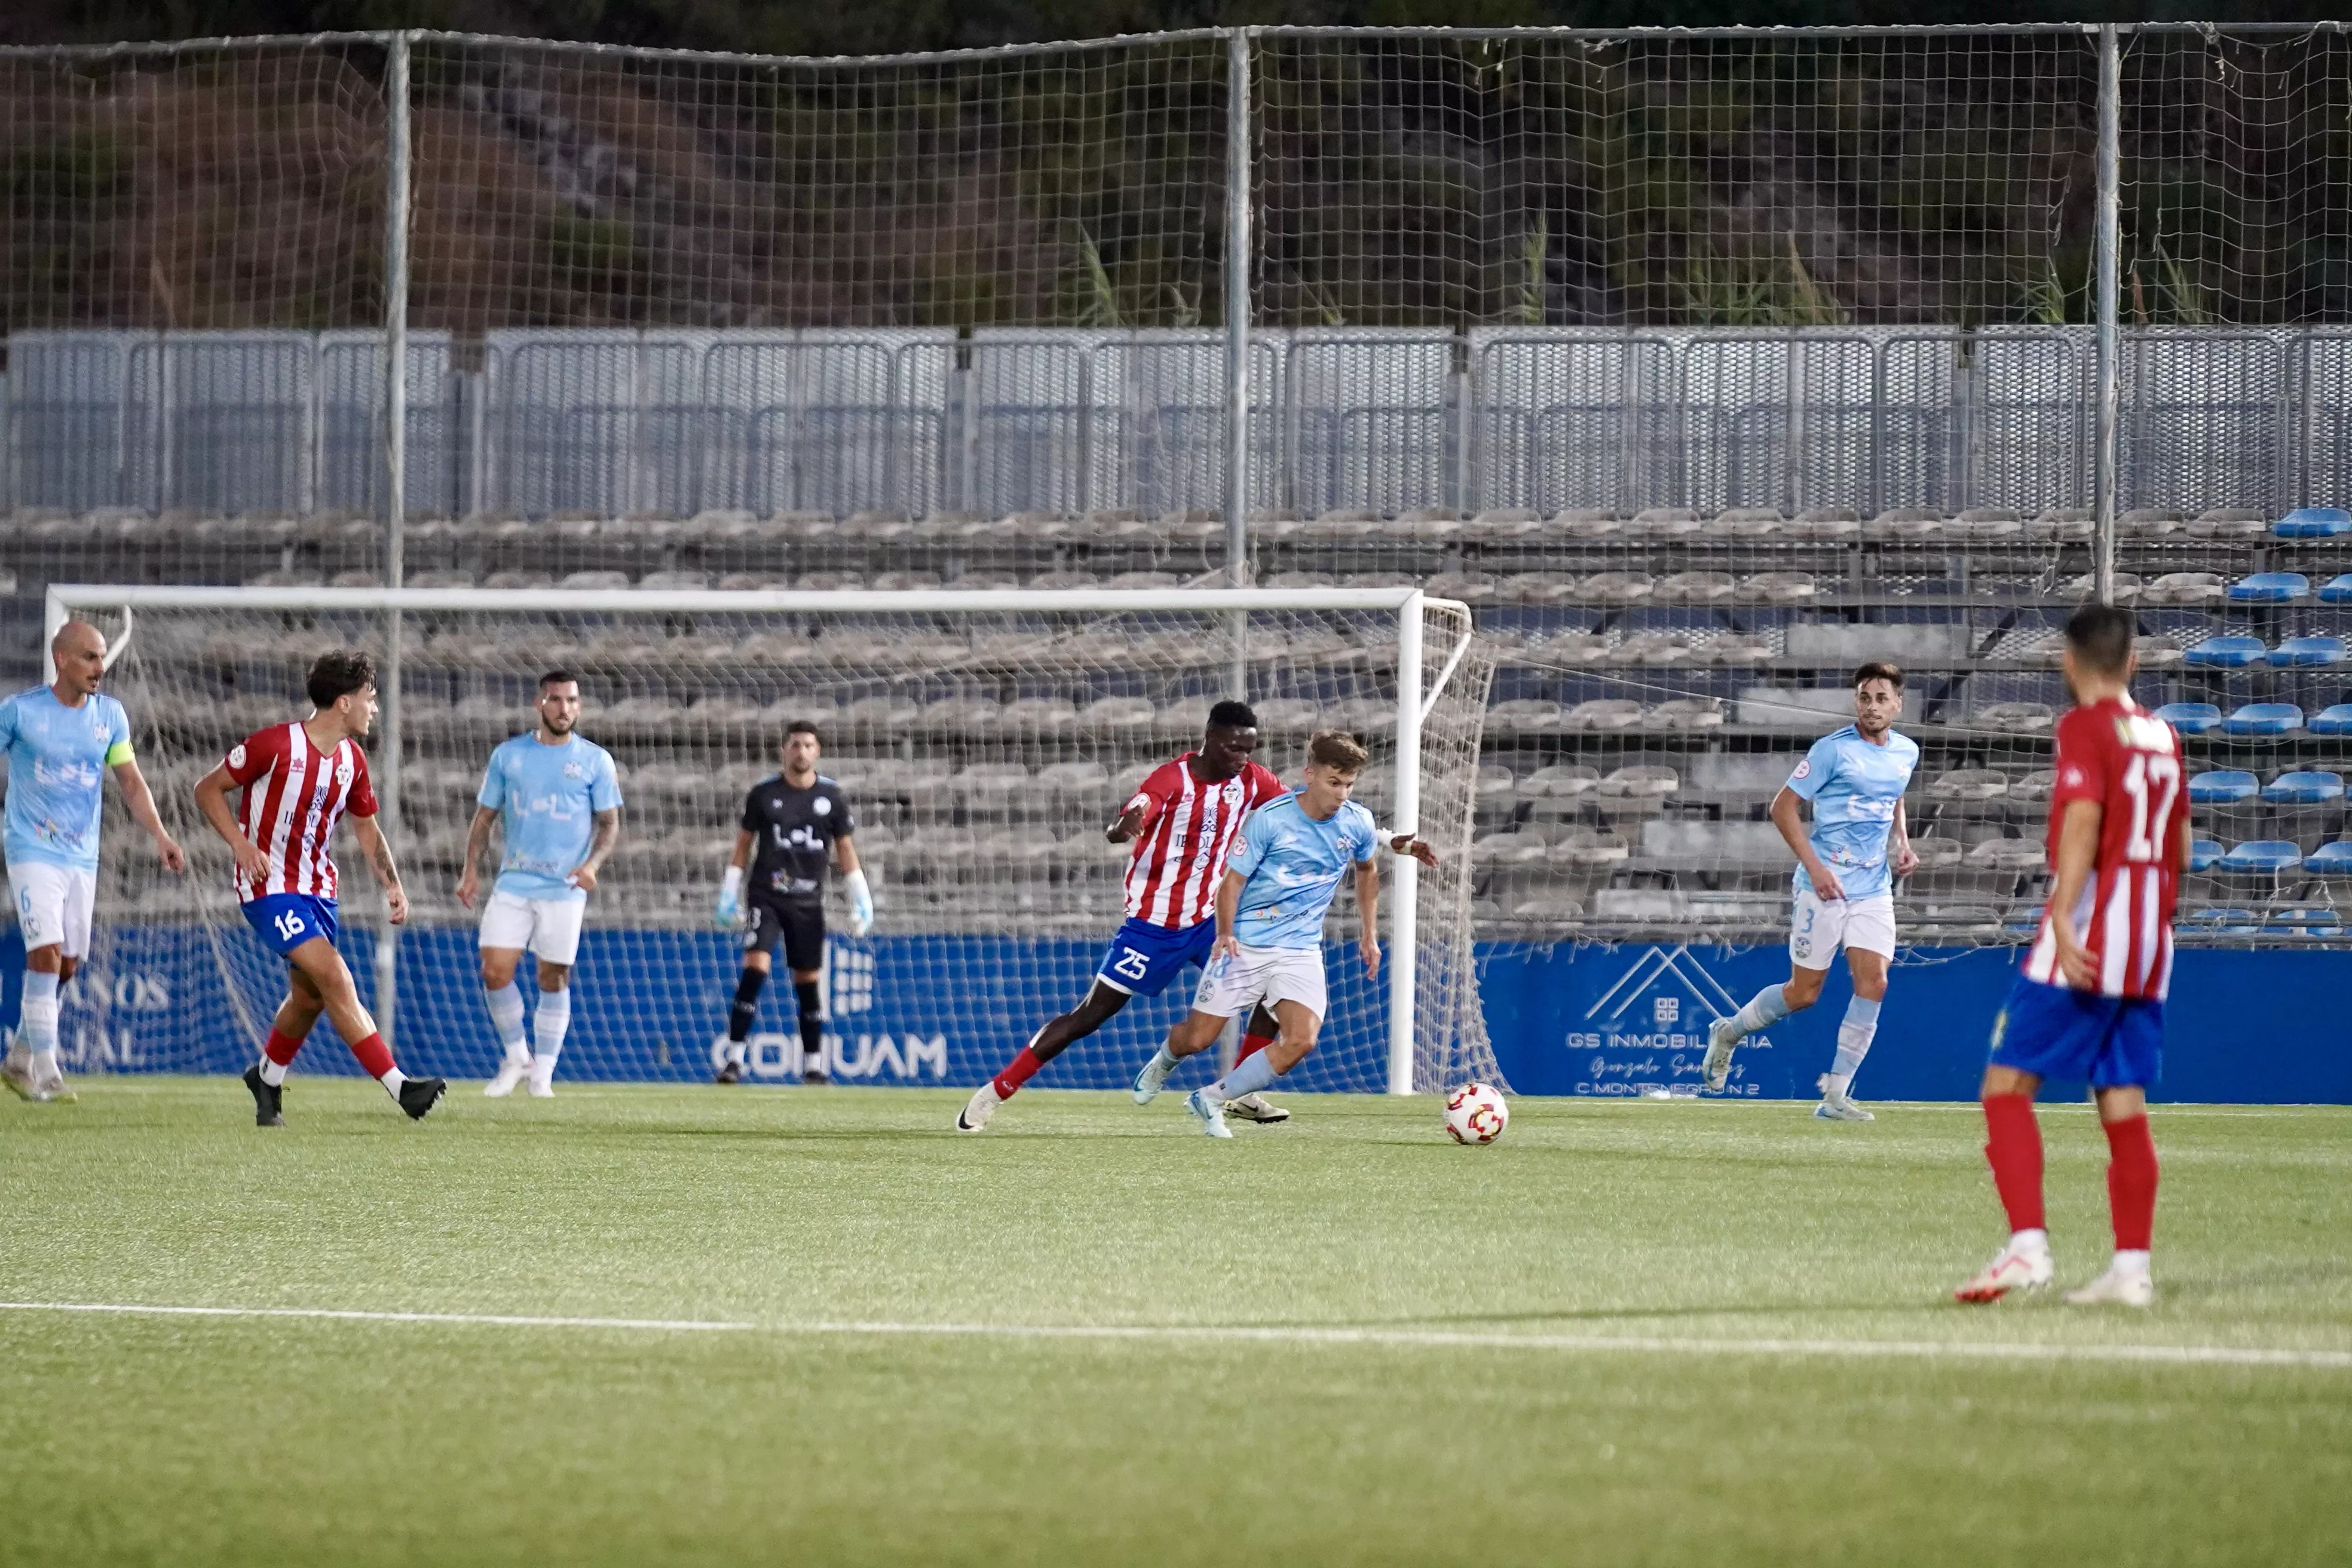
[715,865,743,929]
[844,868,874,938]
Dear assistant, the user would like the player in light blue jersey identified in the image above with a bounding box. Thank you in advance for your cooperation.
[456,671,623,1098]
[1,620,184,1102]
[1704,662,1921,1119]
[1130,729,1435,1138]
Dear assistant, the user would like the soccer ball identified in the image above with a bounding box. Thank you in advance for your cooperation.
[1443,1083,1508,1144]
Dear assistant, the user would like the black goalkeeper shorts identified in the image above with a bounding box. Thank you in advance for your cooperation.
[744,898,825,973]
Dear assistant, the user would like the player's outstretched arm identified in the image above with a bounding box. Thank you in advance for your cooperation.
[1104,802,1147,844]
[1770,785,1841,901]
[112,758,184,873]
[351,814,409,926]
[1385,832,1438,869]
[834,834,872,936]
[455,804,498,908]
[1355,860,1382,977]
[2047,798,2104,990]
[568,807,620,893]
[194,764,270,884]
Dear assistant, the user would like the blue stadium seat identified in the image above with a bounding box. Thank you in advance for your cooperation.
[2155,702,2222,734]
[2188,770,2260,804]
[2310,704,2352,736]
[2226,571,2310,603]
[2322,574,2352,604]
[2263,770,2345,804]
[2273,507,2351,538]
[2216,840,2303,873]
[2270,636,2346,667]
[2223,702,2303,736]
[2305,841,2352,875]
[2189,838,2225,871]
[2182,907,2264,933]
[2268,907,2344,938]
[2186,635,2267,667]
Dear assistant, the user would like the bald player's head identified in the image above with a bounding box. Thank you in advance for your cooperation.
[50,620,106,699]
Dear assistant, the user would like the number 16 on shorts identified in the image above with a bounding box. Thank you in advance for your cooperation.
[241,892,339,957]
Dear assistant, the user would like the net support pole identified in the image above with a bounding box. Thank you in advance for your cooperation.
[2092,22,2121,606]
[1386,593,1425,1096]
[1222,25,1254,700]
[376,27,413,1046]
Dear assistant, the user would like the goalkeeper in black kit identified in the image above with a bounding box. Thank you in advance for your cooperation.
[714,720,871,1084]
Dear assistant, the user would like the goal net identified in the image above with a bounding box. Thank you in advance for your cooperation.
[59,586,1500,1096]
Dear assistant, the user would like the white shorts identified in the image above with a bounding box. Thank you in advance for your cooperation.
[10,862,96,959]
[1789,887,1897,968]
[478,888,587,966]
[1191,942,1328,1023]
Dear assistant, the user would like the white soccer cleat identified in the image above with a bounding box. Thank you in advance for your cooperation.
[2064,1263,2155,1308]
[957,1083,1002,1132]
[1131,1053,1175,1105]
[526,1074,556,1100]
[1184,1088,1233,1139]
[1,1045,48,1103]
[1699,1015,1741,1092]
[1953,1243,2054,1303]
[1224,1092,1290,1124]
[483,1057,530,1098]
[1813,1074,1874,1122]
[29,1056,75,1104]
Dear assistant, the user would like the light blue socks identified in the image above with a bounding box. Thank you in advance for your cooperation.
[1729,982,1793,1039]
[19,970,59,1071]
[1208,1048,1278,1103]
[485,982,528,1063]
[1827,994,1881,1094]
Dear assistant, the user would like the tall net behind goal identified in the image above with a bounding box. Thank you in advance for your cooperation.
[68,590,1494,1095]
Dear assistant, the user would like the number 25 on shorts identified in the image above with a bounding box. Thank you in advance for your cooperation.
[1111,947,1150,981]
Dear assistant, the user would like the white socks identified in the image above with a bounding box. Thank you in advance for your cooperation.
[2010,1227,2050,1255]
[1827,995,1881,1095]
[1206,1049,1277,1105]
[531,988,571,1086]
[485,982,529,1064]
[259,1056,290,1087]
[380,1068,407,1097]
[2113,1248,2151,1275]
[1729,982,1792,1040]
[19,970,59,1074]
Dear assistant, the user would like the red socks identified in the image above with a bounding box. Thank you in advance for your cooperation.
[2102,1113,2159,1251]
[264,1028,304,1067]
[1981,1092,2046,1234]
[993,1046,1043,1100]
[1237,1031,1273,1065]
[348,1031,396,1082]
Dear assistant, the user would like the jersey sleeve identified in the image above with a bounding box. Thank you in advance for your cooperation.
[740,786,765,834]
[829,783,855,837]
[2050,710,2113,814]
[1350,804,1377,863]
[1784,734,1839,801]
[103,700,133,767]
[223,727,277,786]
[345,745,379,817]
[476,748,507,810]
[590,749,622,812]
[0,696,19,757]
[1227,806,1274,879]
[1123,762,1182,832]
[1248,763,1287,809]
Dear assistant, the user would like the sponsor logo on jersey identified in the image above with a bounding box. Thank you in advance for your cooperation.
[1790,759,1812,780]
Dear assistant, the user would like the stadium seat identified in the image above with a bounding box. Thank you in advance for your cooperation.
[2181,907,2264,933]
[1644,697,1726,731]
[2268,906,2345,938]
[1595,765,1680,799]
[1553,829,1631,866]
[1927,768,2009,801]
[2216,840,2302,874]
[2141,571,2224,605]
[2263,770,2344,804]
[1972,702,2054,733]
[2304,841,2352,875]
[1964,838,2045,869]
[2225,571,2310,603]
[2188,770,2260,804]
[1615,632,1696,665]
[559,569,632,590]
[1519,764,1600,800]
[2273,506,2351,538]
[1909,837,1966,868]
[2224,702,2303,736]
[1488,699,1564,737]
[2310,704,2352,736]
[2270,636,2346,667]
[1653,571,1736,604]
[2320,574,2352,604]
[1471,830,1548,868]
[1527,630,1610,664]
[2190,507,2270,540]
[2011,769,2056,803]
[2186,635,2268,668]
[2188,838,2225,872]
[1563,699,1644,731]
[2118,507,2183,537]
[1734,571,1817,604]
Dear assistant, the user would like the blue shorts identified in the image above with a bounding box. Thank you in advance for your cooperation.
[241,893,338,957]
[1988,975,2163,1089]
[1094,915,1218,998]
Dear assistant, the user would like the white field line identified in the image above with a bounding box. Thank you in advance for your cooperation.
[1,1300,2345,1370]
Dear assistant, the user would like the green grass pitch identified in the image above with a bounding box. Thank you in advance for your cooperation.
[2,1081,2348,1567]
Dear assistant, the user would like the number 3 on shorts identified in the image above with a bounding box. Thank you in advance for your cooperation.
[1112,947,1150,981]
[273,909,306,943]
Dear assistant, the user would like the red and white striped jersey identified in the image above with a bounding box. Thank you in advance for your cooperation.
[222,722,379,904]
[1120,754,1287,928]
[2023,697,2184,999]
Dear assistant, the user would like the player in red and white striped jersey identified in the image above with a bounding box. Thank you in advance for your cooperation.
[1956,605,2186,1308]
[193,649,445,1127]
[958,700,1291,1131]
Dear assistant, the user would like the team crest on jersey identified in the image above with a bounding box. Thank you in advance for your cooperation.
[335,754,355,788]
[227,743,247,770]
[563,761,587,780]
[1791,759,1812,780]
[812,797,831,816]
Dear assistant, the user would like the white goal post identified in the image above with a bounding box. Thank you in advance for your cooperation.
[47,584,1498,1096]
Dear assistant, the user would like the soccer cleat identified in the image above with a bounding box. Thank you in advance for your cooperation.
[1185,1088,1233,1139]
[526,1076,555,1100]
[956,1082,1002,1132]
[483,1057,530,1098]
[801,1067,828,1086]
[1813,1074,1875,1122]
[397,1076,448,1120]
[1131,1052,1175,1105]
[714,1059,744,1085]
[2064,1263,2155,1308]
[29,1057,75,1103]
[1699,1015,1741,1092]
[2,1046,48,1103]
[1953,1243,2054,1303]
[243,1063,284,1128]
[1224,1092,1290,1124]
